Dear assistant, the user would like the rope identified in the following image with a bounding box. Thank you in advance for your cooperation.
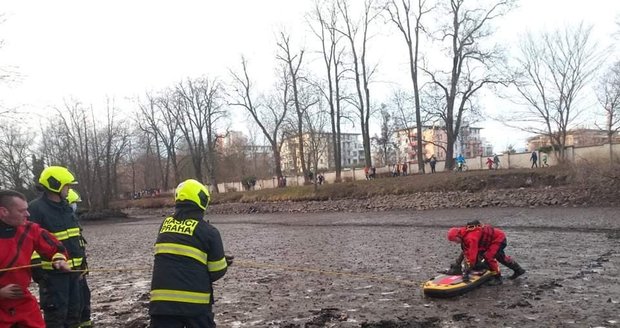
[235,259,420,287]
[1,260,420,287]
[0,263,43,272]
[69,267,152,274]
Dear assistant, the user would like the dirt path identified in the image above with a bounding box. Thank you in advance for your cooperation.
[80,207,620,327]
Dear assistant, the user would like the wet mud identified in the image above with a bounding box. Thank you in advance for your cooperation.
[78,207,619,327]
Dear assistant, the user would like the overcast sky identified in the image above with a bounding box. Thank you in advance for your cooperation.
[1,0,619,153]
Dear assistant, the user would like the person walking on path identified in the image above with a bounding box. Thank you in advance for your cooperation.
[493,154,500,169]
[149,179,231,328]
[455,154,466,172]
[530,151,538,168]
[542,153,549,167]
[1,190,70,328]
[29,166,85,328]
[429,156,437,173]
[486,157,494,170]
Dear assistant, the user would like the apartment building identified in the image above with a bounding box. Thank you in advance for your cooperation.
[280,132,365,173]
[527,128,620,151]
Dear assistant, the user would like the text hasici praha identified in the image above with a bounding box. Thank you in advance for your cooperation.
[160,217,198,236]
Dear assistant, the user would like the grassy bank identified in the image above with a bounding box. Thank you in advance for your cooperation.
[111,166,577,209]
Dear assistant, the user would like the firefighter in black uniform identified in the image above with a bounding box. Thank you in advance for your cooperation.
[67,189,92,328]
[149,179,229,328]
[29,166,85,328]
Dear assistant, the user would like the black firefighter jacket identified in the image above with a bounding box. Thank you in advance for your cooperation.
[28,195,85,271]
[149,203,228,316]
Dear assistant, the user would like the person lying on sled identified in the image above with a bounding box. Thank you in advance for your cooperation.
[447,220,526,285]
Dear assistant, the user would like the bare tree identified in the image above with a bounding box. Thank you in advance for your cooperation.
[90,99,130,209]
[175,77,228,191]
[423,0,513,169]
[0,14,20,114]
[304,110,329,191]
[385,0,433,172]
[38,98,130,210]
[309,0,347,181]
[230,57,289,180]
[0,122,33,192]
[136,91,182,189]
[388,89,433,164]
[509,23,602,160]
[41,100,96,208]
[597,60,620,163]
[216,131,248,183]
[335,0,381,167]
[371,104,398,167]
[276,32,317,182]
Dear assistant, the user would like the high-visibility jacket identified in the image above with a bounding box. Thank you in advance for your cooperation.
[1,221,67,327]
[28,195,85,270]
[458,225,506,271]
[149,205,228,317]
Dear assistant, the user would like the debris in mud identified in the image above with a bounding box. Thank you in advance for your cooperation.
[124,316,149,328]
[570,250,614,279]
[360,316,440,328]
[277,308,349,327]
[538,280,563,290]
[508,300,533,308]
[606,231,620,239]
[305,308,348,327]
[451,312,473,321]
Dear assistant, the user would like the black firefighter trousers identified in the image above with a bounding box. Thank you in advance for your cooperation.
[150,312,216,328]
[38,271,82,328]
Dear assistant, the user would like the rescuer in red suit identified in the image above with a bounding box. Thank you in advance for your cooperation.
[0,190,70,328]
[447,220,526,285]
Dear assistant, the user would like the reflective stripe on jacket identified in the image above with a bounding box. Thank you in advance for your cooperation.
[149,205,227,317]
[28,195,85,271]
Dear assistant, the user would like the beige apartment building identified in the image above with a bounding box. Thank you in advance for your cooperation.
[527,129,620,151]
[395,125,492,162]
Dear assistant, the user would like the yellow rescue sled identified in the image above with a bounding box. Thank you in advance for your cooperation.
[423,270,494,298]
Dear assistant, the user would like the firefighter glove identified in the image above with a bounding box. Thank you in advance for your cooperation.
[225,254,234,267]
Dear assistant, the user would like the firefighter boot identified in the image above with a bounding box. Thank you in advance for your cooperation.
[507,262,526,280]
[486,272,503,286]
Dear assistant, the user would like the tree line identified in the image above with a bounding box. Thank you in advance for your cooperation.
[1,0,619,210]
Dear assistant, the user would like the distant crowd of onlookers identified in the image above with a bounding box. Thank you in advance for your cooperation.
[126,188,161,199]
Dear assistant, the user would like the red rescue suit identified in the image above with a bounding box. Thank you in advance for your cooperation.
[0,222,67,328]
[457,225,510,273]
